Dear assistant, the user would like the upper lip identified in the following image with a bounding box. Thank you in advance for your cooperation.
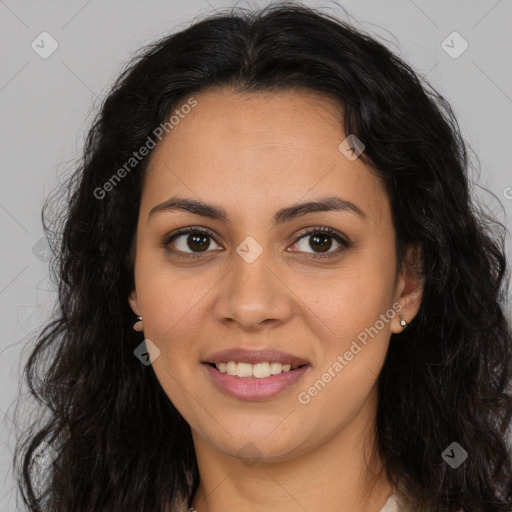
[203,348,310,367]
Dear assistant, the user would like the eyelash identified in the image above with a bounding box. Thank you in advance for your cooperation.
[162,225,352,260]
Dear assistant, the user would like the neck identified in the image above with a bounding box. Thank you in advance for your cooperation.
[189,387,395,512]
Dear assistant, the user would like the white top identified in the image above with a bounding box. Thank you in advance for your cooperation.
[179,492,402,511]
[180,494,404,512]
[379,493,399,512]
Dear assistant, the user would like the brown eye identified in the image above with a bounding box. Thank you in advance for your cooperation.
[308,233,333,253]
[184,233,211,252]
[288,226,351,258]
[164,227,221,255]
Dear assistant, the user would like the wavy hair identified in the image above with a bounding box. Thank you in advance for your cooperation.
[13,2,512,511]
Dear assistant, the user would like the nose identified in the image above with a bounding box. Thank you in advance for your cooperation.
[213,247,294,331]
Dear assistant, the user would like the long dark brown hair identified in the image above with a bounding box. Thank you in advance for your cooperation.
[13,3,512,511]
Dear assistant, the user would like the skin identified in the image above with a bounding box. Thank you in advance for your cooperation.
[128,88,423,512]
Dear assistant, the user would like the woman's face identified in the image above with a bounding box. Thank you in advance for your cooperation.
[129,88,421,463]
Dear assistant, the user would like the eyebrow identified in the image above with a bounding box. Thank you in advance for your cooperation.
[147,195,367,224]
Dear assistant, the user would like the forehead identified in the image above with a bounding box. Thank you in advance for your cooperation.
[142,89,388,225]
[153,88,345,157]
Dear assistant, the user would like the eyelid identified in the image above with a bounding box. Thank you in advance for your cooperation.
[290,226,351,258]
[293,225,350,245]
[162,226,221,256]
[162,225,351,258]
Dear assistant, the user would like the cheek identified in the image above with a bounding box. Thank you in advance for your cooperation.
[296,275,394,426]
[135,247,212,339]
[296,355,381,440]
[297,249,397,343]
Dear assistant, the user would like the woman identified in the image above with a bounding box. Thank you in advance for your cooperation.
[14,3,512,511]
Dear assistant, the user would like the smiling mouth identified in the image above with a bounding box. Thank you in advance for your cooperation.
[205,361,308,379]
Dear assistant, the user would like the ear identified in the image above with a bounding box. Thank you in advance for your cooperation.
[391,244,424,333]
[128,289,141,317]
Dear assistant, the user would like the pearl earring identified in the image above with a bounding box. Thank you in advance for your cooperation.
[133,315,143,332]
[399,313,408,328]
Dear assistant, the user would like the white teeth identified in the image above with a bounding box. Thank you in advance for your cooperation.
[237,362,253,378]
[215,361,297,378]
[253,362,271,378]
[226,361,237,376]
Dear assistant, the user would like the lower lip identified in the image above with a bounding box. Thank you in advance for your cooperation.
[203,363,310,401]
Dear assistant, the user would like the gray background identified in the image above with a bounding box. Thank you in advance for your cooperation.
[1,0,511,509]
